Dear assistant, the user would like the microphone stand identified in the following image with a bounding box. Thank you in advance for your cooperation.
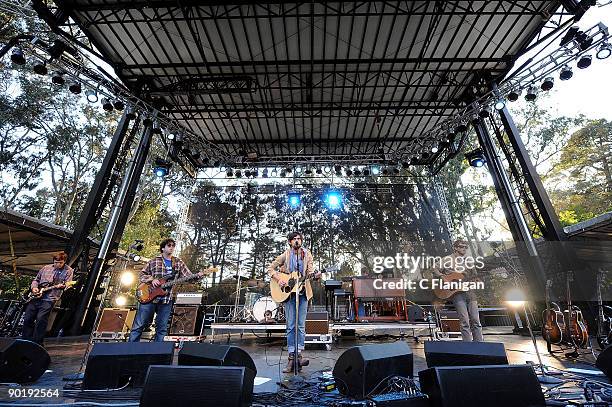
[283,246,305,389]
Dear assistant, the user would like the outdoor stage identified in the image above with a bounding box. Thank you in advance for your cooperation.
[0,327,607,405]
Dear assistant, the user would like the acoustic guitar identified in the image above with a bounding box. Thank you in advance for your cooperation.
[564,271,589,348]
[136,267,217,304]
[542,279,565,346]
[24,281,77,303]
[270,271,317,303]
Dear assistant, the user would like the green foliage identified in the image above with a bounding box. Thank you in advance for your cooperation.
[120,201,177,259]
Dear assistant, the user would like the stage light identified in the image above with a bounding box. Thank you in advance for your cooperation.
[271,168,278,177]
[345,168,353,176]
[431,144,439,153]
[507,89,521,102]
[131,254,141,262]
[478,108,490,118]
[596,42,611,60]
[393,166,400,174]
[371,165,380,175]
[33,61,47,75]
[280,169,287,177]
[85,88,98,103]
[334,165,342,174]
[167,133,175,141]
[114,294,128,307]
[540,76,554,91]
[494,99,505,110]
[465,148,486,168]
[353,168,361,176]
[101,98,114,112]
[113,99,125,111]
[153,157,171,178]
[401,161,410,169]
[577,54,592,69]
[323,166,331,174]
[505,288,526,308]
[287,191,301,208]
[120,272,135,286]
[576,31,593,51]
[524,86,537,102]
[132,240,144,251]
[51,71,65,85]
[263,168,269,178]
[251,169,259,177]
[304,166,313,175]
[456,121,468,133]
[226,168,234,177]
[68,80,81,94]
[362,168,370,176]
[235,169,242,178]
[10,47,25,65]
[324,190,342,210]
[381,167,389,175]
[559,65,573,81]
[315,167,322,175]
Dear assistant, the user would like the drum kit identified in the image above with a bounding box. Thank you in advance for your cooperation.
[231,285,285,323]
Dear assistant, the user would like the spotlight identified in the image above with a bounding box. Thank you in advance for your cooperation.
[32,61,47,75]
[287,191,301,209]
[304,167,313,175]
[85,88,98,103]
[401,161,410,169]
[559,65,573,81]
[577,54,592,69]
[575,31,593,51]
[465,148,486,167]
[494,99,505,110]
[226,168,234,177]
[541,76,554,91]
[524,86,537,102]
[596,42,611,60]
[101,98,114,112]
[334,165,342,175]
[507,89,521,102]
[153,157,171,177]
[68,80,82,94]
[478,108,490,119]
[353,168,361,176]
[263,168,269,178]
[456,121,468,133]
[315,167,322,175]
[130,254,141,262]
[235,170,242,178]
[505,287,526,309]
[113,99,125,111]
[324,190,342,210]
[114,294,128,307]
[10,47,25,65]
[393,167,400,175]
[345,168,352,176]
[280,169,287,177]
[51,71,65,85]
[371,165,380,175]
[167,133,176,141]
[431,144,439,153]
[381,167,389,176]
[120,272,135,286]
[362,168,370,176]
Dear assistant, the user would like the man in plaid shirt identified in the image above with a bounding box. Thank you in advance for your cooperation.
[22,251,73,345]
[129,238,201,342]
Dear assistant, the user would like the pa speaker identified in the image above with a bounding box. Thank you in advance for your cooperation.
[0,338,50,383]
[141,365,248,407]
[419,364,545,407]
[333,341,413,400]
[178,342,256,402]
[83,342,174,389]
[424,340,508,368]
[596,345,612,379]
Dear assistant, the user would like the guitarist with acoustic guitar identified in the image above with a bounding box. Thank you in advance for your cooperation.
[128,238,207,342]
[433,240,484,342]
[268,231,321,374]
[22,251,74,346]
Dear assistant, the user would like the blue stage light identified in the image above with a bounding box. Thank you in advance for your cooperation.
[287,192,301,208]
[371,166,381,175]
[325,191,342,210]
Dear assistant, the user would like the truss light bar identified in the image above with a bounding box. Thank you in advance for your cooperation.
[596,42,611,59]
[524,86,537,102]
[10,47,25,65]
[541,76,554,91]
[33,60,47,75]
[577,54,592,69]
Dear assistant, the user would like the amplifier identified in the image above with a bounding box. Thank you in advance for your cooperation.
[353,278,405,298]
[324,280,342,291]
[175,293,204,305]
[438,311,460,333]
[95,308,135,334]
[306,311,329,335]
[170,305,200,335]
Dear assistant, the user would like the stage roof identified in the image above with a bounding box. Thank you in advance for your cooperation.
[55,0,562,165]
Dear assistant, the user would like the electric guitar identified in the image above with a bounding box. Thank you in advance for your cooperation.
[564,271,589,348]
[135,267,217,304]
[24,281,77,303]
[270,271,318,303]
[596,269,612,350]
[542,279,565,345]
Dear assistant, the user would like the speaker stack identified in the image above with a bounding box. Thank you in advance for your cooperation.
[424,340,509,367]
[596,345,612,380]
[0,338,50,384]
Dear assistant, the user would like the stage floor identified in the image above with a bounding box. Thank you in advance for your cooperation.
[0,327,606,405]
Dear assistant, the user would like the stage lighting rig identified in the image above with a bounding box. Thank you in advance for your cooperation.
[507,88,521,102]
[51,70,65,85]
[85,88,98,103]
[577,54,592,68]
[153,157,172,178]
[101,98,114,112]
[494,99,506,110]
[524,86,537,102]
[33,60,47,75]
[540,76,554,91]
[68,80,81,94]
[596,42,611,59]
[113,99,125,111]
[465,149,486,168]
[10,47,25,65]
[287,191,301,209]
[559,65,573,80]
[324,190,343,210]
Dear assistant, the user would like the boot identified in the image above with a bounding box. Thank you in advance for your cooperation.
[298,353,309,372]
[282,355,295,373]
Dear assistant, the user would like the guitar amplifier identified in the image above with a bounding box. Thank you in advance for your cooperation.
[306,311,329,335]
[170,305,200,335]
[175,293,205,305]
[95,308,136,334]
[353,278,405,298]
[438,310,460,333]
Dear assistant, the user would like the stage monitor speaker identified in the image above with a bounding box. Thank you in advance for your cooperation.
[0,338,50,383]
[596,345,612,379]
[83,342,174,389]
[178,342,256,402]
[141,365,248,407]
[333,341,413,400]
[424,340,508,368]
[169,305,199,335]
[419,364,545,407]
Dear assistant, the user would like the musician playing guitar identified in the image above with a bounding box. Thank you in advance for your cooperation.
[268,231,321,373]
[22,251,73,346]
[129,238,205,342]
[433,240,484,342]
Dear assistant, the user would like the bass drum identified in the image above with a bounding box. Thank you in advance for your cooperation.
[252,296,278,322]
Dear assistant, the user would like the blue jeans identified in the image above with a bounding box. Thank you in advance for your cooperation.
[128,301,173,342]
[452,292,483,342]
[284,293,308,353]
